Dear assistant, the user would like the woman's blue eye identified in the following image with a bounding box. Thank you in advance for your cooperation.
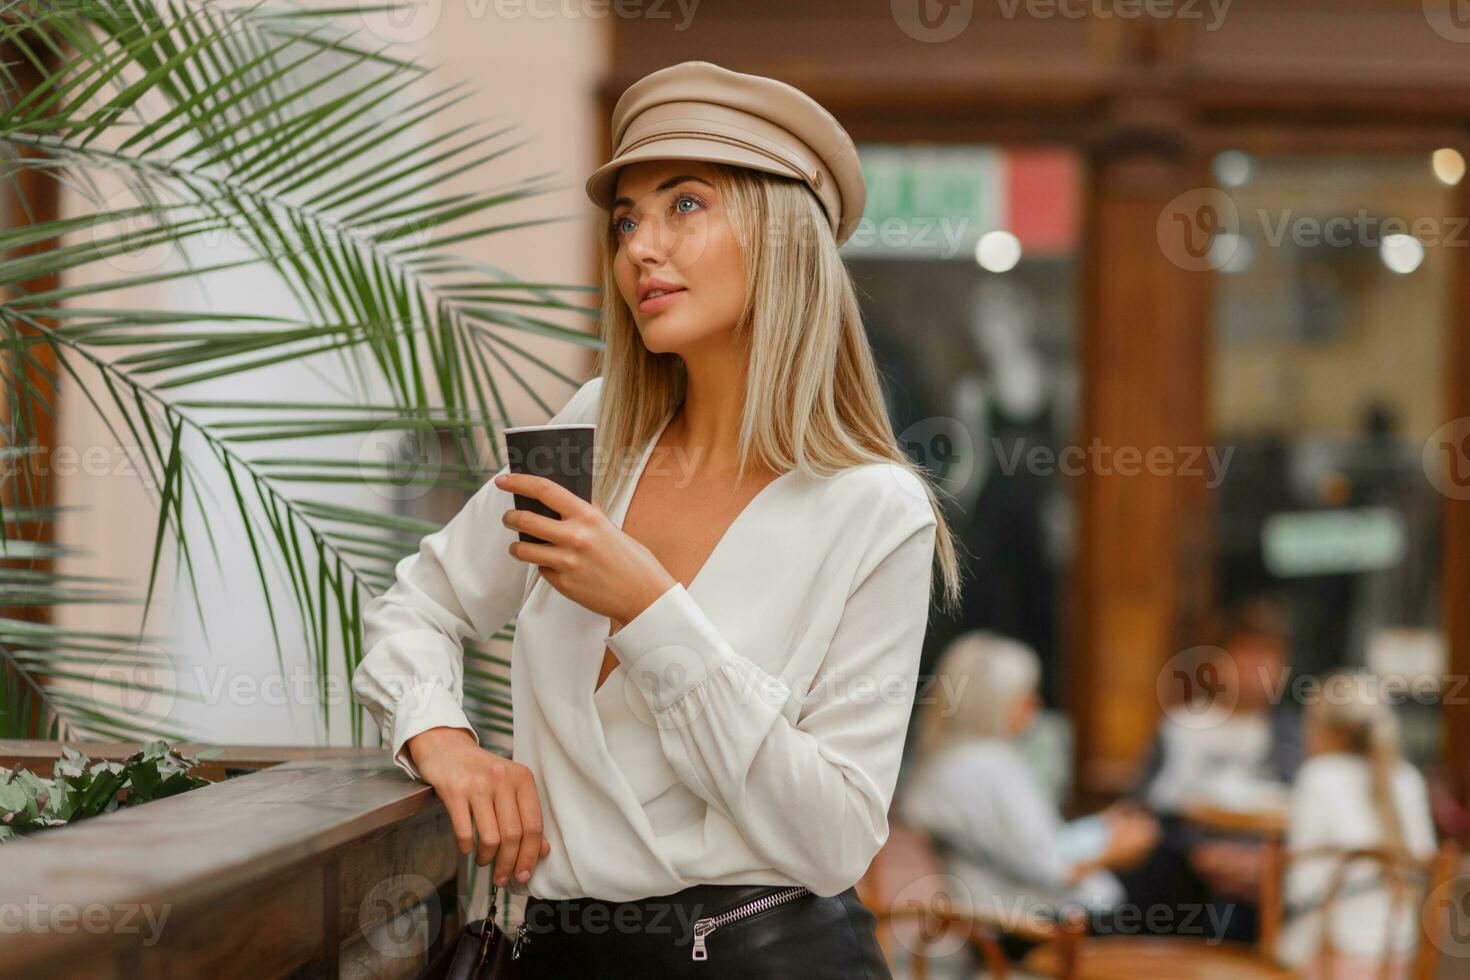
[612,192,704,237]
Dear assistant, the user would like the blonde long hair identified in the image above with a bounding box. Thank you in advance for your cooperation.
[588,162,962,614]
[1309,672,1407,854]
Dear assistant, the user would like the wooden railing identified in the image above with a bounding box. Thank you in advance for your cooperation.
[0,741,463,979]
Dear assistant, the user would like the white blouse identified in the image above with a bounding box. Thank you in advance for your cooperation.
[350,376,940,901]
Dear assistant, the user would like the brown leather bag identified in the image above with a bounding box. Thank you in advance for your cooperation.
[418,885,523,980]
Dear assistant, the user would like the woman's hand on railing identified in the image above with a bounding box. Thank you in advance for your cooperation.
[406,726,551,887]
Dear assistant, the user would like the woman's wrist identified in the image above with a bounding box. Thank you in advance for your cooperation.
[615,570,678,630]
[406,725,476,769]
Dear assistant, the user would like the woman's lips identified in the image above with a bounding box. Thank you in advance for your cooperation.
[639,287,686,314]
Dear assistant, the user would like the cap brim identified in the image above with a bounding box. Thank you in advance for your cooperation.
[585,136,805,211]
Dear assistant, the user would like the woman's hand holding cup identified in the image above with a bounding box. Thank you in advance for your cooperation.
[495,471,675,625]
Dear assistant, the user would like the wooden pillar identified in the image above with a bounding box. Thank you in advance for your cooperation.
[1446,140,1470,811]
[1068,94,1215,798]
[1,38,63,737]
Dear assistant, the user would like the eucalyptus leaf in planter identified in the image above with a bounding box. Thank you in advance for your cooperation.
[0,741,221,842]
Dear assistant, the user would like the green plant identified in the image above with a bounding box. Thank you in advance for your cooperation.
[0,738,220,840]
[1,1,598,746]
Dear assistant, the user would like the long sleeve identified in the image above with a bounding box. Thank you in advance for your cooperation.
[956,762,1073,893]
[604,513,937,896]
[351,377,602,781]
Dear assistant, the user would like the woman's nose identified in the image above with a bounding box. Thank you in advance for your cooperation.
[626,218,671,262]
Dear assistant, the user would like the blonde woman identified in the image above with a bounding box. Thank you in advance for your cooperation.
[1276,672,1437,976]
[350,61,961,977]
[900,632,1158,938]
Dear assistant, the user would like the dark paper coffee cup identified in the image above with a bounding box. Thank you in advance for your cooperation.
[502,423,596,545]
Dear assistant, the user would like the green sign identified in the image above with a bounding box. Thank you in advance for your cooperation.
[842,144,1003,259]
[1262,507,1407,577]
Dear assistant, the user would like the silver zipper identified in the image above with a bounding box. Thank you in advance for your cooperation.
[511,919,530,960]
[690,886,812,961]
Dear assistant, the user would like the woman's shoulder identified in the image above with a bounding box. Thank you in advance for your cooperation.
[554,375,604,424]
[906,740,1016,806]
[819,460,937,530]
[785,461,937,581]
[1295,752,1361,785]
[1295,752,1426,791]
[940,738,1026,776]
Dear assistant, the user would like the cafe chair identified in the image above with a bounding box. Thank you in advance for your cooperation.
[857,820,1084,979]
[1021,838,1460,980]
[1265,840,1460,980]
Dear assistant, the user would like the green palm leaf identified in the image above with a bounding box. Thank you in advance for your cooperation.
[2,0,600,748]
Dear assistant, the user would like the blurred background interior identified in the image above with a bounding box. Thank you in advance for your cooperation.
[7,2,1470,977]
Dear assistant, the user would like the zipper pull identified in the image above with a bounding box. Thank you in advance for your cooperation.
[512,920,530,960]
[691,918,715,961]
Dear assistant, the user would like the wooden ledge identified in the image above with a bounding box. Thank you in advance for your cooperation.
[0,743,459,979]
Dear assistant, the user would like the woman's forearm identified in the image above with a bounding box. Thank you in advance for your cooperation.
[351,377,603,780]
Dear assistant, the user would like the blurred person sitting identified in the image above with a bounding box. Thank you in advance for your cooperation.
[1276,671,1437,977]
[899,631,1159,946]
[1119,597,1305,943]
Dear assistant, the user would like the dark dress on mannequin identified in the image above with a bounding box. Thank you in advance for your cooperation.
[945,397,1061,706]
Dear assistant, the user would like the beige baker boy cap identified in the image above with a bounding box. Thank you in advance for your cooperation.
[585,61,867,246]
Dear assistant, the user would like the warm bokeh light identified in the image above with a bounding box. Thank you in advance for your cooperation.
[1431,147,1465,186]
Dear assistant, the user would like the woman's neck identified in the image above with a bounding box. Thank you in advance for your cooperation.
[675,347,750,475]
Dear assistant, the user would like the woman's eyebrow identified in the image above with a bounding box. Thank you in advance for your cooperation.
[612,176,714,210]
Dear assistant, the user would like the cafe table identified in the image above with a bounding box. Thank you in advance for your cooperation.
[1024,797,1297,979]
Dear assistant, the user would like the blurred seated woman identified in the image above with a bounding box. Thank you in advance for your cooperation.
[898,631,1159,931]
[1276,671,1437,978]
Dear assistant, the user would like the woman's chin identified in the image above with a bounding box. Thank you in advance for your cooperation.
[635,319,688,354]
[635,311,733,356]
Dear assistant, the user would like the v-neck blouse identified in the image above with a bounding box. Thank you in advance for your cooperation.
[351,377,939,901]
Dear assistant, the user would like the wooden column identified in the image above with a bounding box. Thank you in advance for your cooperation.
[1068,94,1215,798]
[1446,139,1470,810]
[1,38,62,738]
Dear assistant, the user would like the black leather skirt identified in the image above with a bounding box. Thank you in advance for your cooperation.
[514,882,892,979]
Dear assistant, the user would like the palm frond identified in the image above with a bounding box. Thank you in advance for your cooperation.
[0,507,195,742]
[1,0,601,746]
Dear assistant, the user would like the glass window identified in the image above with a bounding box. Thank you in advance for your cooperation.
[846,143,1083,709]
[1208,152,1454,766]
